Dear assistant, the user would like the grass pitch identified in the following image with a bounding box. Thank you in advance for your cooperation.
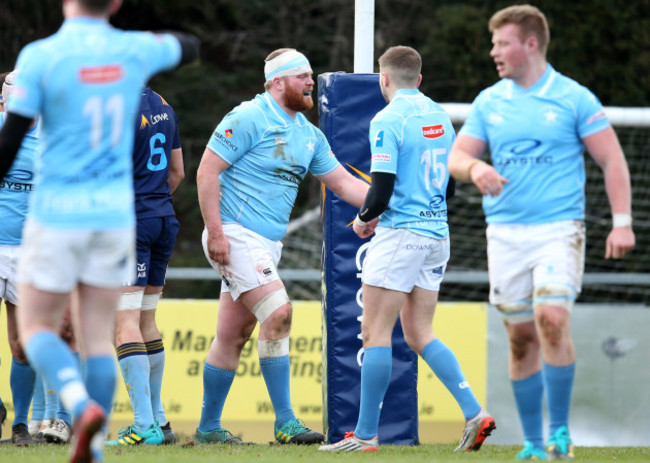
[2,441,649,463]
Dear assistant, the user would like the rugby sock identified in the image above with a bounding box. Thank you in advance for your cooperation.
[512,371,545,450]
[24,331,89,419]
[146,339,167,426]
[43,376,58,421]
[117,343,153,433]
[259,356,295,427]
[56,395,72,426]
[84,355,116,420]
[198,363,235,432]
[31,371,46,422]
[10,358,35,426]
[354,346,392,439]
[421,339,481,421]
[543,362,575,436]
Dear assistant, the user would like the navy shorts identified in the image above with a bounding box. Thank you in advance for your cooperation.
[132,216,180,287]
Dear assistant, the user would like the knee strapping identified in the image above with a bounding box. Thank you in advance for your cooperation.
[258,336,290,358]
[117,290,144,311]
[142,292,162,311]
[496,302,534,324]
[251,289,290,324]
[533,284,574,312]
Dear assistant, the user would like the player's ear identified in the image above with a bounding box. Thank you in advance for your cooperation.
[380,72,389,88]
[416,74,422,88]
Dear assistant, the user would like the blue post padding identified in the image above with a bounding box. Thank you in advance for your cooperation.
[318,72,419,445]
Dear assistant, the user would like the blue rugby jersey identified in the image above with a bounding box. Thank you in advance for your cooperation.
[7,18,181,229]
[132,88,180,219]
[460,64,610,224]
[206,92,340,241]
[0,113,39,244]
[369,88,454,239]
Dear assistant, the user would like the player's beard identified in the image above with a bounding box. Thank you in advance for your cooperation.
[284,84,314,112]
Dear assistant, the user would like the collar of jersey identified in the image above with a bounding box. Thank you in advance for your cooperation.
[263,91,302,125]
[507,63,556,98]
[393,88,421,100]
[62,17,111,31]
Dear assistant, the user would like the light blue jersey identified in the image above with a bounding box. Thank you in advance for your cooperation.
[369,89,454,239]
[207,92,340,241]
[460,64,610,224]
[7,18,181,229]
[0,113,38,245]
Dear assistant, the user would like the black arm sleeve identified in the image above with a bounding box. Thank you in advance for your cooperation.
[446,175,456,200]
[162,31,200,66]
[358,172,395,223]
[0,112,32,181]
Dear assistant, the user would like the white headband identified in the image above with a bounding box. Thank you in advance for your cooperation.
[264,49,312,81]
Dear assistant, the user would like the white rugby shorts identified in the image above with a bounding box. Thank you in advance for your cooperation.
[202,223,282,301]
[0,245,21,304]
[487,220,585,313]
[361,227,449,293]
[18,219,135,292]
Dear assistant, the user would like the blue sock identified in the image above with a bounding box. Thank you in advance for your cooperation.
[145,340,167,425]
[83,356,115,447]
[43,376,58,421]
[421,339,481,421]
[259,356,295,427]
[354,346,392,439]
[11,359,35,426]
[56,396,72,426]
[543,362,575,436]
[198,363,235,432]
[31,371,46,422]
[116,344,151,433]
[24,331,88,419]
[84,355,116,420]
[512,372,545,450]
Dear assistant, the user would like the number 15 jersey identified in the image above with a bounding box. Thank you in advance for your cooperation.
[369,88,455,239]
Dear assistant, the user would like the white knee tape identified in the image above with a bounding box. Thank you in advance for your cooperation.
[496,302,534,324]
[117,290,144,311]
[251,289,290,324]
[258,336,290,358]
[533,284,574,312]
[142,292,162,311]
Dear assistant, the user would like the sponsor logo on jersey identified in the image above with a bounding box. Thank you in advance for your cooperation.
[140,115,150,129]
[79,65,123,84]
[225,128,233,137]
[371,153,391,163]
[214,131,238,152]
[276,165,307,185]
[422,124,444,138]
[429,195,444,209]
[374,130,384,147]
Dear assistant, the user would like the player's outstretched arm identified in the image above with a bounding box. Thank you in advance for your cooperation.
[318,164,369,208]
[583,127,635,259]
[161,31,201,66]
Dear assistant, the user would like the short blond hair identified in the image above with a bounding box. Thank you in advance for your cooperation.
[489,4,550,56]
[378,46,421,87]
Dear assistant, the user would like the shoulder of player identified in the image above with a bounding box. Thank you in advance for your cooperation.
[547,69,595,99]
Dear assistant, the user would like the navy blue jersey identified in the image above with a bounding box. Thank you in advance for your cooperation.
[132,87,181,218]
